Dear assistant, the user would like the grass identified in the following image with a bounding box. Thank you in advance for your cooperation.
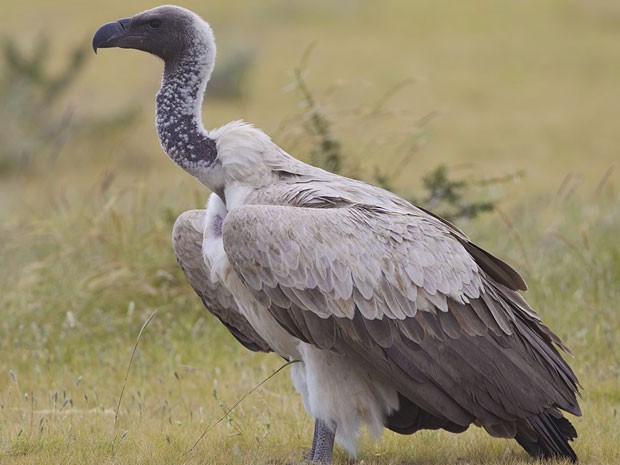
[1,0,620,464]
[3,178,619,464]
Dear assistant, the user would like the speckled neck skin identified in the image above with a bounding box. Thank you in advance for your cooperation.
[155,42,217,178]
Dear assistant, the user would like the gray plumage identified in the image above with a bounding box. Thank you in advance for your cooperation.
[172,209,271,352]
[93,6,581,463]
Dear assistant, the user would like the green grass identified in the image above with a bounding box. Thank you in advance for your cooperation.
[1,0,620,463]
[4,179,619,464]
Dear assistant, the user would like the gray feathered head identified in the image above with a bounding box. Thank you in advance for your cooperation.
[92,5,215,63]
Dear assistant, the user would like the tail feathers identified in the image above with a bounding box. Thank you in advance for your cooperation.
[385,393,469,435]
[515,410,578,463]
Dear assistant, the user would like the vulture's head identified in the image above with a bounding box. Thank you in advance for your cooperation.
[92,5,215,64]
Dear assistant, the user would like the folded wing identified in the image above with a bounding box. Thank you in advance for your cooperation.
[173,210,271,352]
[222,204,580,429]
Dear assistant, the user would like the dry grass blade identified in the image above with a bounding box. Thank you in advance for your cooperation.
[594,163,616,196]
[494,206,531,271]
[184,359,300,458]
[113,309,158,437]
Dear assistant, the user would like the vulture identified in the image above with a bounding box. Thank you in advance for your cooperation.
[93,6,581,464]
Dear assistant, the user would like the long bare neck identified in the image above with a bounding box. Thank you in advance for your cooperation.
[155,51,217,177]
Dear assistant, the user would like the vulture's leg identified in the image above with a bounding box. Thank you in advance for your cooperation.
[309,418,335,464]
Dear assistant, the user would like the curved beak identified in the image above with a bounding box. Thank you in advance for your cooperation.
[92,17,132,53]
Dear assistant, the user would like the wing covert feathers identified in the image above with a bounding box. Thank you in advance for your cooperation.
[222,203,580,428]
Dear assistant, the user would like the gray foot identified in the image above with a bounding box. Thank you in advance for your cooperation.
[309,418,335,464]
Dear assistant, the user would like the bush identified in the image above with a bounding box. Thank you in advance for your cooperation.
[287,47,522,223]
[0,35,139,174]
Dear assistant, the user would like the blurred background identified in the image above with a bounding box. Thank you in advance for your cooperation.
[2,0,618,192]
[1,1,618,464]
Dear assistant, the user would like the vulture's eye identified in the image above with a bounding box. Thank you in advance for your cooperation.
[147,19,162,30]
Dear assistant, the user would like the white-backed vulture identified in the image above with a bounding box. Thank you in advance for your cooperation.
[93,6,580,463]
